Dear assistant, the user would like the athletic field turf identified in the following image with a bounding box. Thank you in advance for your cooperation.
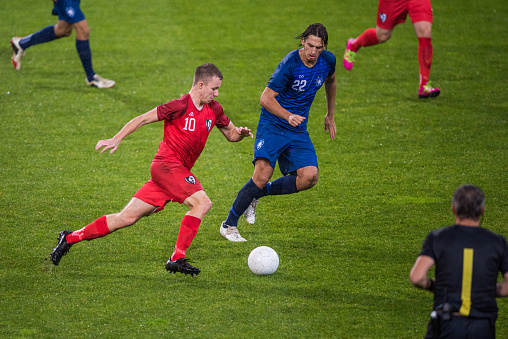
[1,0,507,337]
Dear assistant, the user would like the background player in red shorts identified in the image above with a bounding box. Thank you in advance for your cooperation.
[343,0,440,99]
[50,63,253,276]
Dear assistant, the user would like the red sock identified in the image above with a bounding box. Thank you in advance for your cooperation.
[351,28,379,52]
[170,215,202,261]
[418,37,433,87]
[66,215,111,245]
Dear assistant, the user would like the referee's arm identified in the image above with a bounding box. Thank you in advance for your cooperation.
[497,272,508,297]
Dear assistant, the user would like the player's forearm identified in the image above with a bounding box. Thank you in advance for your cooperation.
[261,96,292,121]
[411,277,435,292]
[112,109,158,143]
[112,117,144,143]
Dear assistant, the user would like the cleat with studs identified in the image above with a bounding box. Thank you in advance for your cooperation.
[165,258,200,277]
[50,230,73,265]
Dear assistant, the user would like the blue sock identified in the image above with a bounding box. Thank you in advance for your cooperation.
[76,39,95,82]
[225,179,263,227]
[19,25,58,50]
[257,175,298,199]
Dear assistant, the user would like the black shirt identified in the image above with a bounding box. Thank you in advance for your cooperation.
[420,224,508,320]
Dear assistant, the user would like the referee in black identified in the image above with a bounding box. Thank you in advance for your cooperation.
[410,184,508,338]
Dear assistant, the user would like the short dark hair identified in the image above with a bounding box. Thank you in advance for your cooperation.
[193,63,223,85]
[452,184,485,220]
[296,23,328,48]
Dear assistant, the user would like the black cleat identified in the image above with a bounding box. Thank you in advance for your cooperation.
[50,230,73,266]
[165,258,200,277]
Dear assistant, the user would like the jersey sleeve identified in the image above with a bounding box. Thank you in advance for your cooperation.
[210,100,230,128]
[157,94,189,121]
[266,50,299,93]
[419,231,436,259]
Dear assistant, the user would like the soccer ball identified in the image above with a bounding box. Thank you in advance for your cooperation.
[248,246,279,275]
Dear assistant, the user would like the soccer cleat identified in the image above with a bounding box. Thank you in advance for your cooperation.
[418,81,441,99]
[165,258,200,276]
[220,221,247,242]
[244,198,259,225]
[50,230,73,265]
[10,37,25,70]
[343,38,356,71]
[86,74,115,88]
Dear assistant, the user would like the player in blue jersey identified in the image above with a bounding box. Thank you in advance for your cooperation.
[410,185,508,338]
[220,23,337,242]
[10,0,114,88]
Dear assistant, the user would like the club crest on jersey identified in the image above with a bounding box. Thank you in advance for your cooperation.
[379,13,387,23]
[185,176,196,185]
[256,139,264,150]
[66,7,75,17]
[315,76,324,87]
[206,119,212,131]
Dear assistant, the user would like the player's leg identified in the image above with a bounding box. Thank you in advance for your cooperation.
[221,159,273,240]
[10,20,71,70]
[295,166,319,191]
[165,190,211,276]
[410,0,439,98]
[344,0,402,70]
[72,20,115,88]
[414,21,439,98]
[50,197,157,265]
[170,190,211,261]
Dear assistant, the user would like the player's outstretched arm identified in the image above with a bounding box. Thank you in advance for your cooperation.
[324,72,337,139]
[218,122,253,142]
[96,108,159,154]
[260,87,305,127]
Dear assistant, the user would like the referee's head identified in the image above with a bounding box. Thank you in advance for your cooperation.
[452,184,485,221]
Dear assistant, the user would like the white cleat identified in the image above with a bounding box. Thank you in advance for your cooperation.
[10,37,25,70]
[86,74,115,88]
[220,221,247,242]
[244,198,258,225]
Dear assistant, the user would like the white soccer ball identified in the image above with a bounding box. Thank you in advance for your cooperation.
[248,246,279,275]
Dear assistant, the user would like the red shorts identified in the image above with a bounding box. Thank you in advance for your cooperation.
[133,161,203,212]
[377,0,433,30]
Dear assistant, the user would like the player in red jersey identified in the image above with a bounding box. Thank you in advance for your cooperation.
[50,63,253,276]
[343,0,440,99]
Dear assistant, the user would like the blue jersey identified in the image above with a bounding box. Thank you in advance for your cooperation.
[260,49,336,132]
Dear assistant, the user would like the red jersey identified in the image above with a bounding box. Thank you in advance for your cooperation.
[154,94,230,169]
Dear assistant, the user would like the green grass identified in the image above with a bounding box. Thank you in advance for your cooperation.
[1,0,507,337]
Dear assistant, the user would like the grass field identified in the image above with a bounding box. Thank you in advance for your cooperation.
[1,0,507,337]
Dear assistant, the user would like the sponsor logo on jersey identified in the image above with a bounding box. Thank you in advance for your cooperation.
[189,112,194,116]
[184,176,196,185]
[256,139,264,151]
[206,119,212,131]
[379,13,387,23]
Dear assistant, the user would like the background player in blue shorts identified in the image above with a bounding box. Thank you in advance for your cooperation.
[220,23,337,242]
[410,184,508,338]
[10,0,114,88]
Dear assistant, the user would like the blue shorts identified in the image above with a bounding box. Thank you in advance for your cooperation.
[52,0,85,23]
[253,121,318,175]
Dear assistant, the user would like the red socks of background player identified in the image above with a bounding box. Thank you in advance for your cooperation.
[66,215,111,245]
[351,28,379,52]
[418,37,433,88]
[170,215,202,261]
